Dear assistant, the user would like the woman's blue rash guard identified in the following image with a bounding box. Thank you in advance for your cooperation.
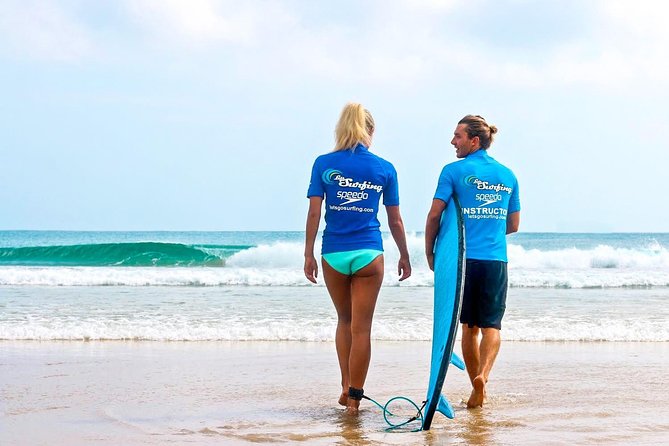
[307,143,400,255]
[434,150,520,262]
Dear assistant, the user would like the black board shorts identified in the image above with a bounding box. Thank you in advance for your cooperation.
[460,259,508,330]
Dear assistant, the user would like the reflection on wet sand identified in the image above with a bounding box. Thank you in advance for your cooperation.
[458,409,495,446]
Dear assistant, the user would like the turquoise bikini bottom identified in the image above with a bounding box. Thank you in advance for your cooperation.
[322,249,383,275]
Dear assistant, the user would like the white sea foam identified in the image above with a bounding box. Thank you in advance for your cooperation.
[226,241,308,268]
[2,314,667,342]
[508,243,669,269]
[1,284,667,342]
[0,265,667,288]
[503,318,667,342]
[231,236,669,273]
[0,235,668,288]
[0,319,338,342]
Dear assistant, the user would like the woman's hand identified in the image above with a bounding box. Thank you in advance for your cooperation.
[385,205,412,282]
[304,196,322,284]
[304,255,319,283]
[398,256,412,281]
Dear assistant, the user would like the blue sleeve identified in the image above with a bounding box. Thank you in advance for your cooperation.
[383,162,400,206]
[307,158,324,198]
[509,176,520,213]
[434,165,454,204]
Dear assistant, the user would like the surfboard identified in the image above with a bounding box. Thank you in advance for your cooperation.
[422,196,466,430]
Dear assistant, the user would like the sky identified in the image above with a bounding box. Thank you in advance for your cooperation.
[1,0,668,232]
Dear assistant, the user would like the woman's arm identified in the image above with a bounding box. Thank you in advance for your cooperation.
[385,205,411,281]
[425,199,446,271]
[304,196,323,283]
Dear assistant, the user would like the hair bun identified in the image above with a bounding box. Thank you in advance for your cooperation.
[489,125,498,135]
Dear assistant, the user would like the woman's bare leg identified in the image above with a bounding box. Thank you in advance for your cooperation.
[323,255,384,414]
[322,259,353,406]
[346,255,384,414]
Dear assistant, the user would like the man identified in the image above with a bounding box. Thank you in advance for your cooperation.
[425,115,520,408]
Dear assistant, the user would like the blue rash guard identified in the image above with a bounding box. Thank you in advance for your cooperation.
[434,150,520,262]
[307,143,399,255]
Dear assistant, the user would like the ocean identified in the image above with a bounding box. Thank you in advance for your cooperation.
[1,231,668,342]
[2,231,669,445]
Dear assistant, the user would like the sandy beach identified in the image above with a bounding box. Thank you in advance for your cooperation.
[2,340,667,445]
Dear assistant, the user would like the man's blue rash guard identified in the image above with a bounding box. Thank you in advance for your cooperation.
[307,143,399,255]
[434,150,520,262]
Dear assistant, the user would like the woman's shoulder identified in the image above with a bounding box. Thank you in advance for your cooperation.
[366,150,395,171]
[312,150,339,165]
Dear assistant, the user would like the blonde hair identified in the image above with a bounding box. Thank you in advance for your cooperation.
[334,102,375,151]
[458,114,498,150]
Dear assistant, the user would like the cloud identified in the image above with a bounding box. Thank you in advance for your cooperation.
[594,0,669,83]
[2,0,667,91]
[440,0,669,89]
[223,0,668,90]
[122,0,297,48]
[0,0,93,61]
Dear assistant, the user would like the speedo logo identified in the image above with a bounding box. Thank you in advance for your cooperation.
[464,175,512,194]
[337,190,368,205]
[476,193,502,207]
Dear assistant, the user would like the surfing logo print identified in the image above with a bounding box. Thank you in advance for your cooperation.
[322,169,343,185]
[463,175,512,194]
[323,168,382,211]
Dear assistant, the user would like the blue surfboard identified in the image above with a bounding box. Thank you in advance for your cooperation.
[422,196,466,430]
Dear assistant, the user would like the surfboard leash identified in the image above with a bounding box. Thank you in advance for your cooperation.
[361,394,426,432]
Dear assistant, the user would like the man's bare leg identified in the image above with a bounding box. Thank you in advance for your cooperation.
[461,324,480,385]
[467,327,501,408]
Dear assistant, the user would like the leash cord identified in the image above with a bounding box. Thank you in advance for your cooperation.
[362,395,426,432]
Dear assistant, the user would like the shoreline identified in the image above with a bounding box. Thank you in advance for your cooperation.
[2,340,667,445]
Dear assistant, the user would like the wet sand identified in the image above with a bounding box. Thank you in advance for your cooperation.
[1,340,668,445]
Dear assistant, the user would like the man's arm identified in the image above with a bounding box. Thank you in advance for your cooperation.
[425,199,447,271]
[506,211,520,234]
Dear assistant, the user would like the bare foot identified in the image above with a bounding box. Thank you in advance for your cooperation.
[467,376,486,408]
[338,391,348,407]
[345,398,360,415]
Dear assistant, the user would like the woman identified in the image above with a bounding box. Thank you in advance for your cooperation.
[304,102,412,415]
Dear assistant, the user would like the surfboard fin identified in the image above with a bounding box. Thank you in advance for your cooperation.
[450,353,465,370]
[437,394,455,419]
